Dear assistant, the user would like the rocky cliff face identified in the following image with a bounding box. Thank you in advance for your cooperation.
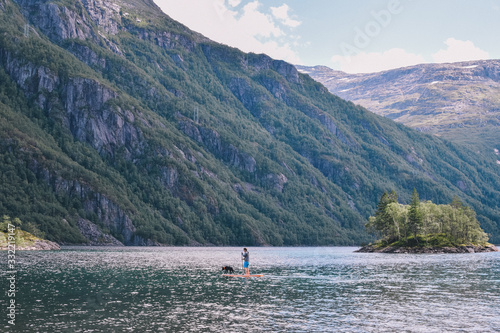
[1,48,150,245]
[27,153,154,245]
[2,51,142,155]
[178,115,257,173]
[76,218,124,246]
[16,0,124,52]
[19,0,96,42]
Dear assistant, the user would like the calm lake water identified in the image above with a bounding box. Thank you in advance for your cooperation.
[1,247,499,332]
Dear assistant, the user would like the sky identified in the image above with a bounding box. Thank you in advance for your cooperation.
[153,0,500,73]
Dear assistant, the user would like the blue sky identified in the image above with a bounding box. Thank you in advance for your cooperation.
[153,0,500,73]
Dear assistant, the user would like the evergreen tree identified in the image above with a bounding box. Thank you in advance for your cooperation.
[374,191,388,226]
[387,190,398,203]
[408,188,423,242]
[450,195,464,209]
[369,190,398,239]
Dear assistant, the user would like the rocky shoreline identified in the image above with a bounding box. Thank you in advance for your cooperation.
[0,239,61,251]
[356,243,499,254]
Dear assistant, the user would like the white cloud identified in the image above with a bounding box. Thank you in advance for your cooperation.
[331,48,425,74]
[153,0,301,64]
[238,1,283,39]
[270,4,301,28]
[227,0,241,7]
[432,38,490,63]
[331,38,491,73]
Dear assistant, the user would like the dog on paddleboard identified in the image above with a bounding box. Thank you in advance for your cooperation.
[221,266,235,274]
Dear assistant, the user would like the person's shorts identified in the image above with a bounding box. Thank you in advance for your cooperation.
[243,261,249,268]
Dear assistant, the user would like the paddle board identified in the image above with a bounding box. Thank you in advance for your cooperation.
[222,274,263,278]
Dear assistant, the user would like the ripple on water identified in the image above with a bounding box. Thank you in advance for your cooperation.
[0,247,499,332]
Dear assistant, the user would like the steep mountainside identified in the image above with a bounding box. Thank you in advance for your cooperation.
[297,62,500,150]
[1,0,499,245]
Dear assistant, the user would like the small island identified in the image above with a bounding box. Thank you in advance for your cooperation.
[0,216,60,251]
[357,189,498,254]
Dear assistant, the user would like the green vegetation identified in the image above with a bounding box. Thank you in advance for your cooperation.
[0,215,48,248]
[0,0,498,246]
[366,190,489,247]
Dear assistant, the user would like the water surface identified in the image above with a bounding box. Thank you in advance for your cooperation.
[1,247,499,332]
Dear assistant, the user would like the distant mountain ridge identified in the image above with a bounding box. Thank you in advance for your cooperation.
[296,61,500,150]
[0,0,499,245]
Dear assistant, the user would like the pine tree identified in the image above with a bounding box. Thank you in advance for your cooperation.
[387,190,398,204]
[408,188,422,242]
[450,195,464,209]
[371,190,398,239]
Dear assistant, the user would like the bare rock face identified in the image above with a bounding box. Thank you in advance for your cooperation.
[81,0,121,35]
[178,115,257,173]
[62,77,142,156]
[228,77,270,117]
[16,0,123,54]
[264,173,288,192]
[76,218,124,246]
[1,52,143,157]
[272,60,300,84]
[160,166,178,189]
[27,163,147,246]
[67,43,107,69]
[19,1,96,42]
[2,52,60,94]
[84,192,135,244]
[141,30,197,51]
[246,53,300,84]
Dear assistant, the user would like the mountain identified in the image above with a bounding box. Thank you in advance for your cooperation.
[1,0,499,245]
[296,61,500,151]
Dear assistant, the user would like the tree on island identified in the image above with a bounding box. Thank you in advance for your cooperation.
[366,190,489,247]
[408,188,423,242]
[371,190,398,238]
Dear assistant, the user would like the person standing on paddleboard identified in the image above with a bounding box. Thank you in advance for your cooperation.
[241,248,250,276]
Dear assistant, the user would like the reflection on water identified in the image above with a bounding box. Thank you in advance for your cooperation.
[1,247,499,332]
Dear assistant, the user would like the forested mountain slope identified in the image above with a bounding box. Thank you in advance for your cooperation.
[297,62,500,151]
[0,0,499,245]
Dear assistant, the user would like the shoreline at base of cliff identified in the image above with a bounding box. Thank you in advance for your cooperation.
[0,230,60,251]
